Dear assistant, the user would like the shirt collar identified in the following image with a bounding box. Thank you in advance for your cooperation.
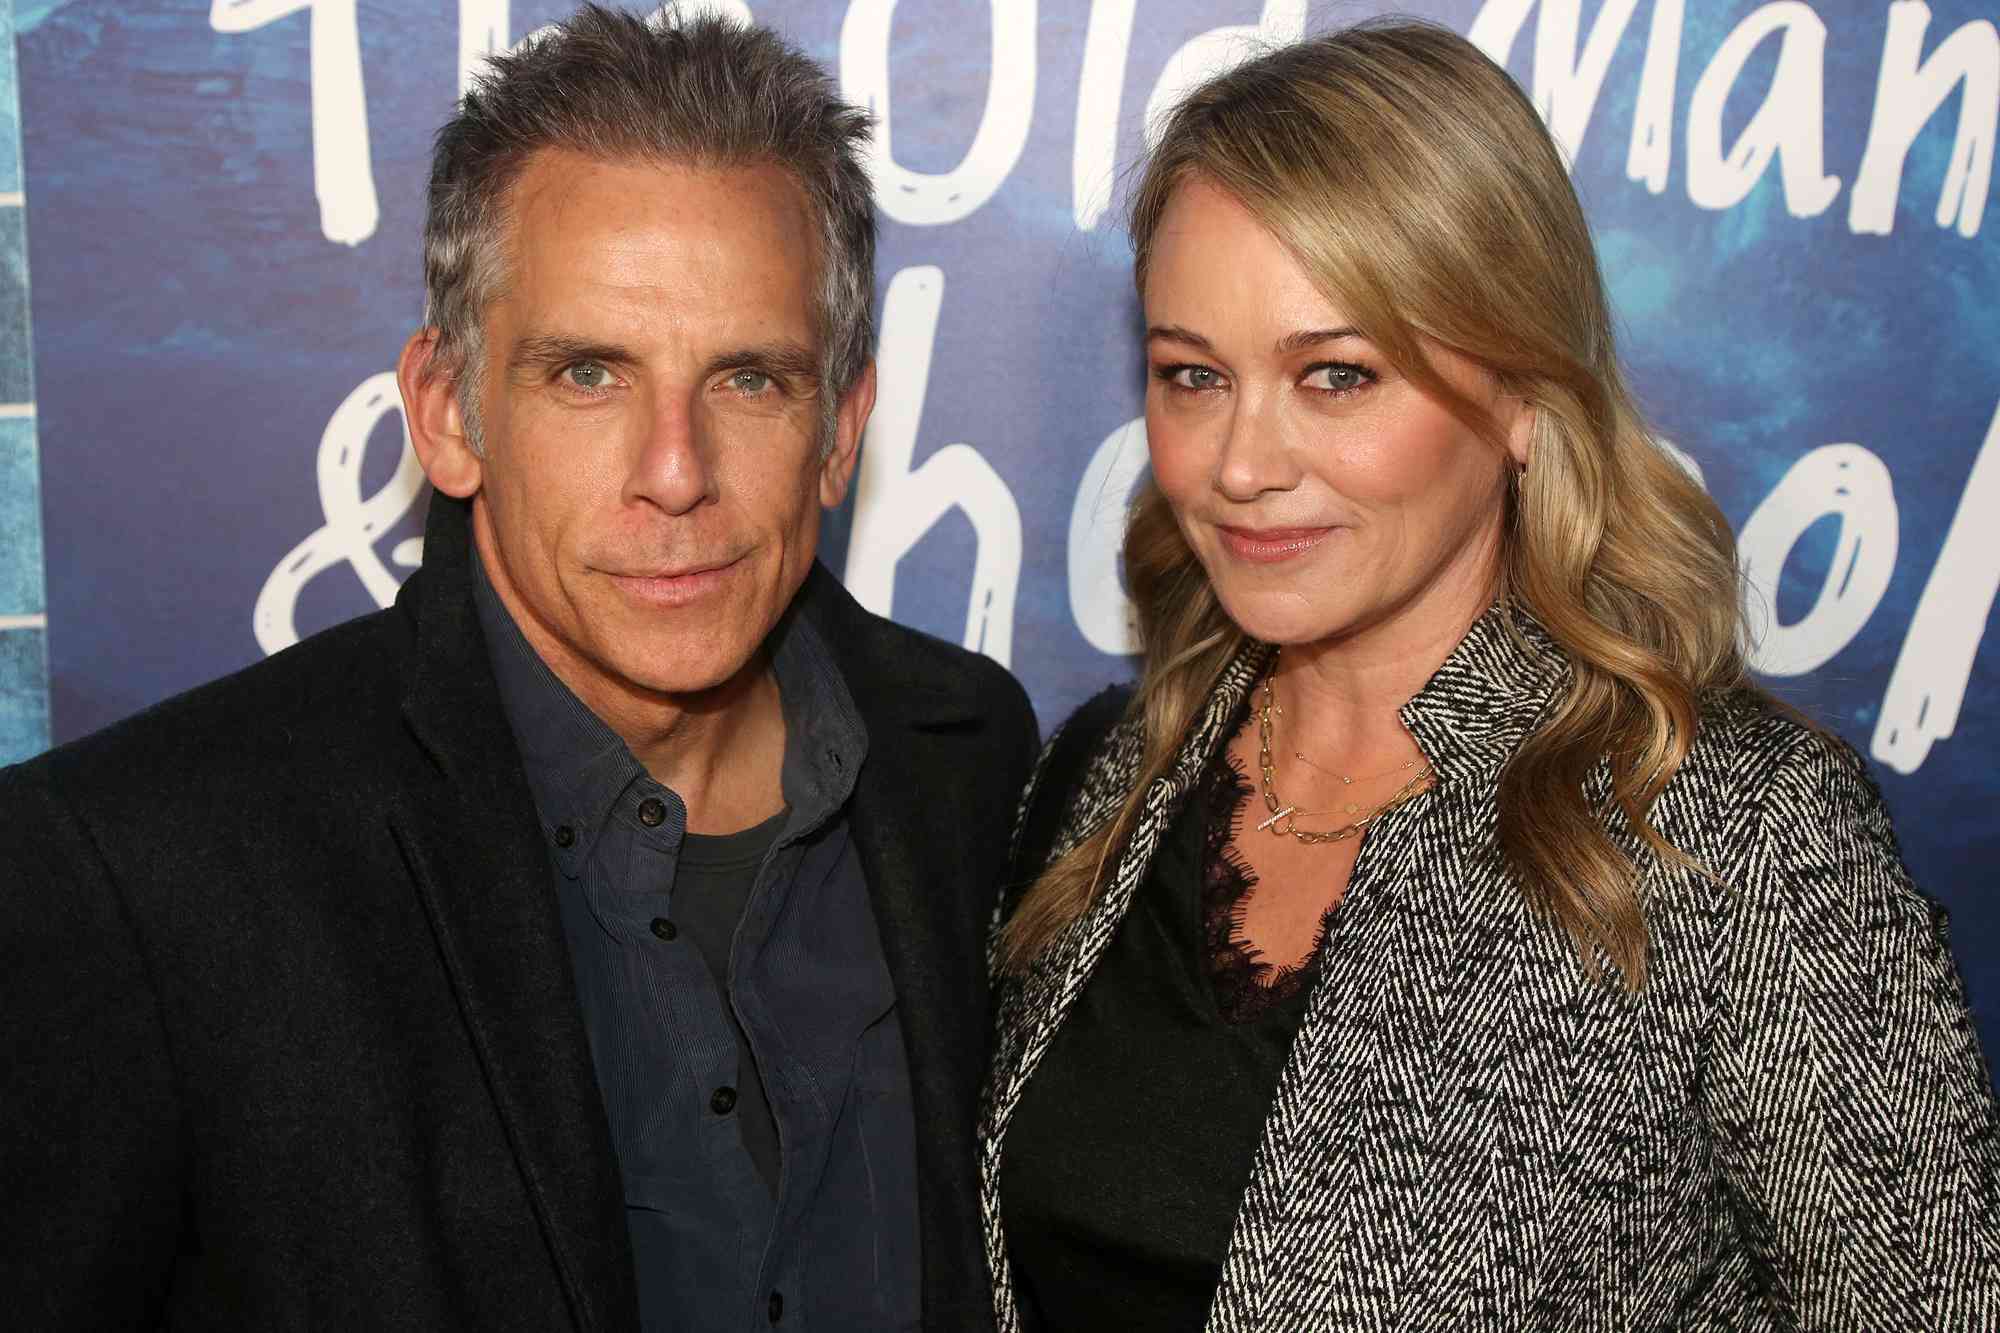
[473,552,646,878]
[472,551,868,874]
[766,592,869,826]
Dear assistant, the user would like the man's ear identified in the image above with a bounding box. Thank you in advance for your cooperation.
[818,359,876,509]
[397,330,483,499]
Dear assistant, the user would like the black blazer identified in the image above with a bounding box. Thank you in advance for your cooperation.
[0,495,1037,1332]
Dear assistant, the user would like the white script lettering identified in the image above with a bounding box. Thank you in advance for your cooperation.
[1873,401,2000,772]
[1740,443,1898,677]
[254,373,427,653]
[842,0,1036,227]
[843,266,1023,663]
[1074,0,1307,230]
[1068,417,1149,656]
[211,0,379,246]
[1849,1,1998,238]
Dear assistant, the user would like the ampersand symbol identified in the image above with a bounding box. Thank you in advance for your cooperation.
[253,372,428,654]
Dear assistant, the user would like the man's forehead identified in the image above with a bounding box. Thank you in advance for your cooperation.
[506,147,813,239]
[488,149,821,342]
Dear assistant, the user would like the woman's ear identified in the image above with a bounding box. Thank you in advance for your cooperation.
[1500,391,1535,475]
[397,330,483,499]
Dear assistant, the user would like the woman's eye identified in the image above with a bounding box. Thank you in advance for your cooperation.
[564,361,611,391]
[1305,363,1371,393]
[1168,365,1223,391]
[729,369,773,394]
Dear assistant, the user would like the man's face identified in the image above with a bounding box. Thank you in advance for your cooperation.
[438,150,866,714]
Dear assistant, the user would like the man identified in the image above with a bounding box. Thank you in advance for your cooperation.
[0,9,1035,1330]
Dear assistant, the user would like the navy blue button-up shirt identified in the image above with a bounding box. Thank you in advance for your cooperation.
[475,557,921,1333]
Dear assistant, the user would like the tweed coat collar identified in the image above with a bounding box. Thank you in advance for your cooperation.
[981,600,1570,1333]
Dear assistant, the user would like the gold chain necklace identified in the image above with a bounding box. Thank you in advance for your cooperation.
[1254,668,1433,844]
[1288,746,1421,787]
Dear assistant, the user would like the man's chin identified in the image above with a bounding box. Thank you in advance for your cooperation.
[604,635,767,704]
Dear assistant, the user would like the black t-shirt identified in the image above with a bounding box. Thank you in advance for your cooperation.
[1000,739,1323,1331]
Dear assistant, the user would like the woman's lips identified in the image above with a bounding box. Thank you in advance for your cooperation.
[1215,525,1337,564]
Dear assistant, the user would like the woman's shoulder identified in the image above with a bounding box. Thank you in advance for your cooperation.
[1668,685,1918,916]
[1056,683,1139,753]
[1040,682,1143,787]
[1681,685,1881,819]
[1011,683,1142,876]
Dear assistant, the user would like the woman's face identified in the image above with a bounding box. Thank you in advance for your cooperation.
[1142,179,1530,653]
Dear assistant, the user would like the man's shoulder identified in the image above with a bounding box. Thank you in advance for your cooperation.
[863,612,1032,717]
[799,564,1033,728]
[9,600,416,808]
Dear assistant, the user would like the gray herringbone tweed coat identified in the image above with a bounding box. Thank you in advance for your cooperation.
[980,606,2000,1331]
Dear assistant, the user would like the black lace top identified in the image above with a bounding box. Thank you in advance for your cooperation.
[999,729,1323,1332]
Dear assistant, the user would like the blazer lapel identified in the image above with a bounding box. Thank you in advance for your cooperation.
[846,713,993,1305]
[818,583,1005,1328]
[391,498,635,1333]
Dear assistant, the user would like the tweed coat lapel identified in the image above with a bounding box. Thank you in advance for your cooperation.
[1208,607,1572,1332]
[388,498,635,1333]
[979,640,1271,1330]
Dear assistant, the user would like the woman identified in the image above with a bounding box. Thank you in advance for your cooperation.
[981,21,1999,1333]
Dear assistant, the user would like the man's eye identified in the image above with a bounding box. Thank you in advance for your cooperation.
[729,369,773,394]
[564,361,611,391]
[1305,363,1372,393]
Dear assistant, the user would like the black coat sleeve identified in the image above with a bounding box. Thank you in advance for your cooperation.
[0,760,183,1328]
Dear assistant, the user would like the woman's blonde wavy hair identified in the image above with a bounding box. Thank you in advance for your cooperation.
[1001,20,1752,989]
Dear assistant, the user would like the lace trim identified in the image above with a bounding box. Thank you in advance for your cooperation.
[1200,754,1336,1025]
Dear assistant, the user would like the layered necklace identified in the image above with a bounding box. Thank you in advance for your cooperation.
[1254,659,1434,845]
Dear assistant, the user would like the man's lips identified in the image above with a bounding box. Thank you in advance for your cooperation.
[604,554,746,605]
[1215,525,1338,563]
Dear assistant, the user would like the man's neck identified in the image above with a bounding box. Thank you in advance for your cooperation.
[615,663,788,835]
[473,529,790,836]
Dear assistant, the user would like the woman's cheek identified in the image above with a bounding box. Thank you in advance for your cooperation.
[1144,417,1210,509]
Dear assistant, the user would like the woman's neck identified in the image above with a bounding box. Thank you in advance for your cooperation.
[1268,585,1496,770]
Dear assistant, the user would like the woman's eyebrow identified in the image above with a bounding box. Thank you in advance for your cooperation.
[1144,325,1364,354]
[1276,327,1362,353]
[1145,324,1216,353]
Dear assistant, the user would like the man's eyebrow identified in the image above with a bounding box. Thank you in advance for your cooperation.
[1276,326,1362,354]
[700,341,821,383]
[509,334,634,368]
[1145,324,1215,353]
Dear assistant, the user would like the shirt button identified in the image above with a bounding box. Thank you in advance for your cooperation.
[649,917,677,941]
[768,1291,784,1323]
[638,797,667,827]
[552,824,576,849]
[710,1086,737,1115]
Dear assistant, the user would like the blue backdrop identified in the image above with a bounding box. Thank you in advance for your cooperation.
[7,0,1997,1073]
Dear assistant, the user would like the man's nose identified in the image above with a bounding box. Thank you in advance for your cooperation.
[623,394,716,516]
[1213,389,1303,502]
